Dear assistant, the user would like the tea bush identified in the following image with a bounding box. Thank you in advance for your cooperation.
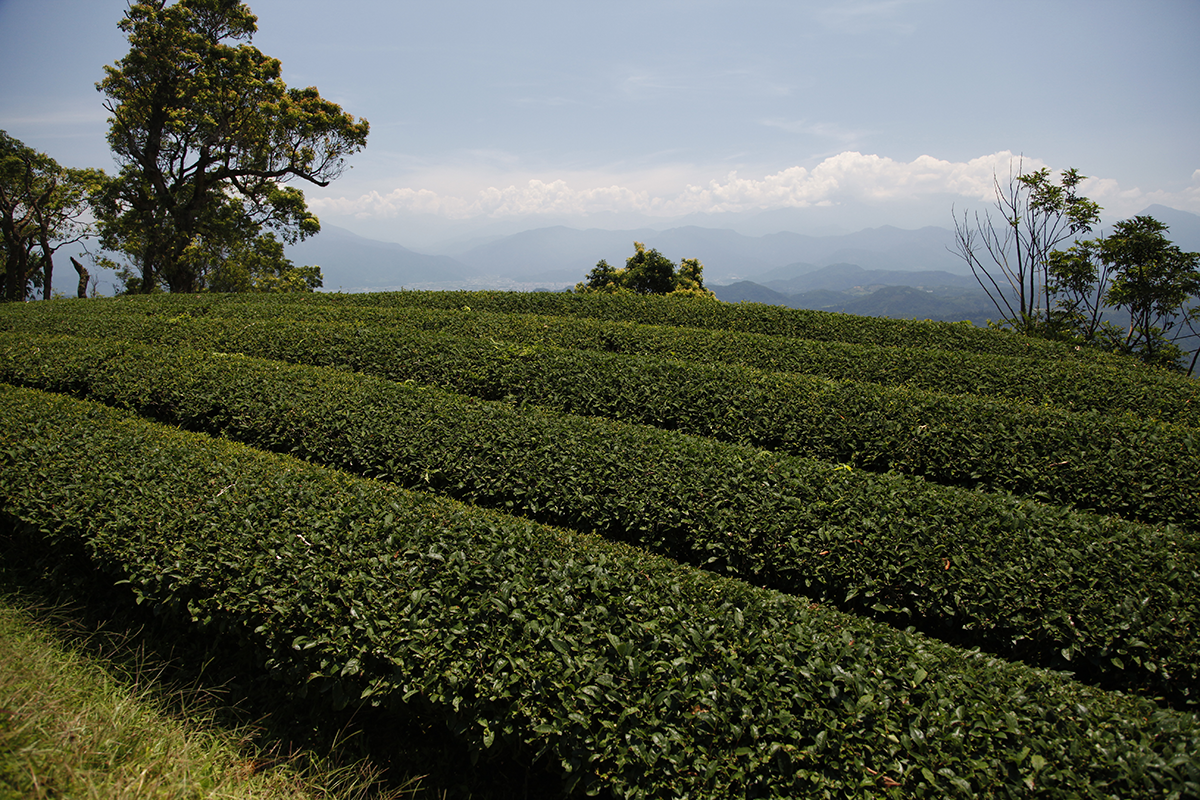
[4,336,1196,706]
[1,323,1195,528]
[5,295,1195,426]
[3,384,1198,799]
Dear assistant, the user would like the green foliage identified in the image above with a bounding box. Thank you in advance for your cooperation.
[94,0,368,293]
[956,161,1199,371]
[332,287,1119,359]
[191,231,323,293]
[576,242,715,298]
[3,384,1199,798]
[1044,238,1110,343]
[0,131,104,301]
[2,316,1196,528]
[4,333,1199,707]
[1099,217,1200,368]
[5,292,1200,796]
[5,294,1196,427]
[1044,216,1200,370]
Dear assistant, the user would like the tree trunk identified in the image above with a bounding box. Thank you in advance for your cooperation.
[38,230,54,301]
[1,230,29,301]
[70,256,89,298]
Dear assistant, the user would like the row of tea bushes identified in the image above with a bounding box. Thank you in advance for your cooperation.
[15,289,1051,356]
[4,337,1196,705]
[2,322,1195,528]
[378,306,1196,427]
[2,384,1198,799]
[319,290,1128,362]
[8,296,1195,427]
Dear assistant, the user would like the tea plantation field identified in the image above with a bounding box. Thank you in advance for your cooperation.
[2,291,1198,798]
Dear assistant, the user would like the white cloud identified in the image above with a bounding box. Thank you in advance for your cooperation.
[679,152,1039,211]
[309,151,1200,222]
[1083,171,1200,220]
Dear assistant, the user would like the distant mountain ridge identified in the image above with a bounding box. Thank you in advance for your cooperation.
[289,206,1200,304]
[451,223,969,285]
[290,222,975,291]
[711,273,999,327]
[758,262,979,294]
[704,205,1200,328]
[287,225,484,292]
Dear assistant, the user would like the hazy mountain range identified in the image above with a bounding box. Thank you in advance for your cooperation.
[288,204,1200,327]
[293,222,974,292]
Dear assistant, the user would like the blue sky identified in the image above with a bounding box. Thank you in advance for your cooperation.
[2,0,1198,245]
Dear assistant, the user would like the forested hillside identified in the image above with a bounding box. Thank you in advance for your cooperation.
[2,292,1198,799]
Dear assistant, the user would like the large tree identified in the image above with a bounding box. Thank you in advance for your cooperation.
[1041,216,1200,371]
[95,0,368,293]
[1099,216,1200,368]
[0,132,102,302]
[952,160,1100,335]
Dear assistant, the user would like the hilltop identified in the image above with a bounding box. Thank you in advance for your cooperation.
[2,291,1198,797]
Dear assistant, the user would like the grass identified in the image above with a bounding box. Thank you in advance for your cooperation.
[0,592,422,800]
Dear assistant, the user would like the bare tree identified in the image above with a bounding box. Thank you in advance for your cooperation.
[952,158,1100,334]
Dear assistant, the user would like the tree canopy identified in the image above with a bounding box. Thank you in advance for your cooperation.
[576,242,715,298]
[1046,216,1200,370]
[193,231,323,292]
[94,0,368,293]
[0,131,103,302]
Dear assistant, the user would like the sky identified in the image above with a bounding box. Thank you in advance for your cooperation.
[2,0,1199,248]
